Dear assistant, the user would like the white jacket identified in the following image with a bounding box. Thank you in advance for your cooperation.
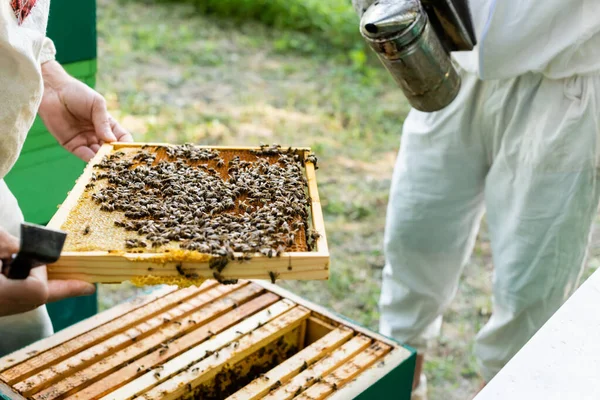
[454,0,600,79]
[0,0,56,356]
[353,0,600,80]
[0,0,56,181]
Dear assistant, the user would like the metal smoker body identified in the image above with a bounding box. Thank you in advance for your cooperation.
[360,0,476,112]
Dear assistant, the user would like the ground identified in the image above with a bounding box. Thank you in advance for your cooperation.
[93,1,600,399]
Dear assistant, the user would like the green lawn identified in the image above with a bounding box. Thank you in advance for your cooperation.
[94,1,600,399]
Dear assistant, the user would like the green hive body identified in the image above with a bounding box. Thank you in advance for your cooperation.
[4,0,98,333]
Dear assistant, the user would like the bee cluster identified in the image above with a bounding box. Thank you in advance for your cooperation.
[87,144,320,262]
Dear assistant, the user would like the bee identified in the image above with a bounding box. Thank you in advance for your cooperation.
[261,248,274,258]
[275,245,286,257]
[213,271,238,285]
[209,256,228,273]
[300,361,308,372]
[268,271,280,284]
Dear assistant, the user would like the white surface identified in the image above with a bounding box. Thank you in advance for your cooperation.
[475,268,600,400]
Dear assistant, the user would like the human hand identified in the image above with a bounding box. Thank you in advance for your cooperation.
[0,228,95,317]
[38,60,133,162]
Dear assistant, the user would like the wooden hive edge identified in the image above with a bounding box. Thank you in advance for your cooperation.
[48,252,329,283]
[134,306,312,400]
[225,326,355,400]
[110,143,312,152]
[252,281,412,353]
[0,285,177,373]
[70,292,281,400]
[0,381,26,400]
[305,161,328,255]
[48,143,113,229]
[325,347,415,400]
[2,281,412,400]
[294,341,392,400]
[99,299,299,400]
[261,334,373,400]
[0,283,224,385]
[17,283,259,399]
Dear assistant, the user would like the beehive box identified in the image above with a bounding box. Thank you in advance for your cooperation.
[46,143,329,284]
[0,281,416,400]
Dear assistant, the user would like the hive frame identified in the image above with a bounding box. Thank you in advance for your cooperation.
[0,282,414,400]
[46,143,329,283]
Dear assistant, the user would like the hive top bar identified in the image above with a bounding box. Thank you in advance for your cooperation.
[0,281,414,400]
[46,143,329,284]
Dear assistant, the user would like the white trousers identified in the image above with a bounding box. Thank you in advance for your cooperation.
[0,180,53,357]
[380,67,600,381]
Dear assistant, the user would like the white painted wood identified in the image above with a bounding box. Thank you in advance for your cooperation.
[475,268,600,400]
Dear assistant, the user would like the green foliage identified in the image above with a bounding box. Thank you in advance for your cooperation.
[170,0,362,52]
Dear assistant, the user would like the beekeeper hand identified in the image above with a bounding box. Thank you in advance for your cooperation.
[37,60,133,162]
[0,228,96,317]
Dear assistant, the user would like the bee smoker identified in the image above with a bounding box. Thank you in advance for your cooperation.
[360,0,477,112]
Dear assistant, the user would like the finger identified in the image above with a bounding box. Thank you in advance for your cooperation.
[0,229,19,259]
[47,280,96,303]
[71,145,97,162]
[0,267,48,305]
[0,303,40,316]
[91,97,117,143]
[90,143,101,153]
[29,264,48,283]
[110,116,133,143]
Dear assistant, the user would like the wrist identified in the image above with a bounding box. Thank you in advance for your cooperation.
[41,60,71,92]
[39,61,72,121]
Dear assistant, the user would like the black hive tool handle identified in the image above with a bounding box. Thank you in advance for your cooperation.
[1,223,67,280]
[1,254,41,280]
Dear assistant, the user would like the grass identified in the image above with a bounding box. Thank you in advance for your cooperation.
[94,1,600,399]
[157,0,361,52]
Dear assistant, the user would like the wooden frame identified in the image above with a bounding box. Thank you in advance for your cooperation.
[46,143,329,283]
[0,281,415,400]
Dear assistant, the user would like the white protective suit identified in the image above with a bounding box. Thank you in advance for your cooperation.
[0,0,57,356]
[353,0,600,380]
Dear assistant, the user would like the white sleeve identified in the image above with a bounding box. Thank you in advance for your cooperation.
[0,1,46,179]
[39,37,57,64]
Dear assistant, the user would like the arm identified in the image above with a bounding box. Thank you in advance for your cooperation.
[0,5,99,314]
[38,60,133,161]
